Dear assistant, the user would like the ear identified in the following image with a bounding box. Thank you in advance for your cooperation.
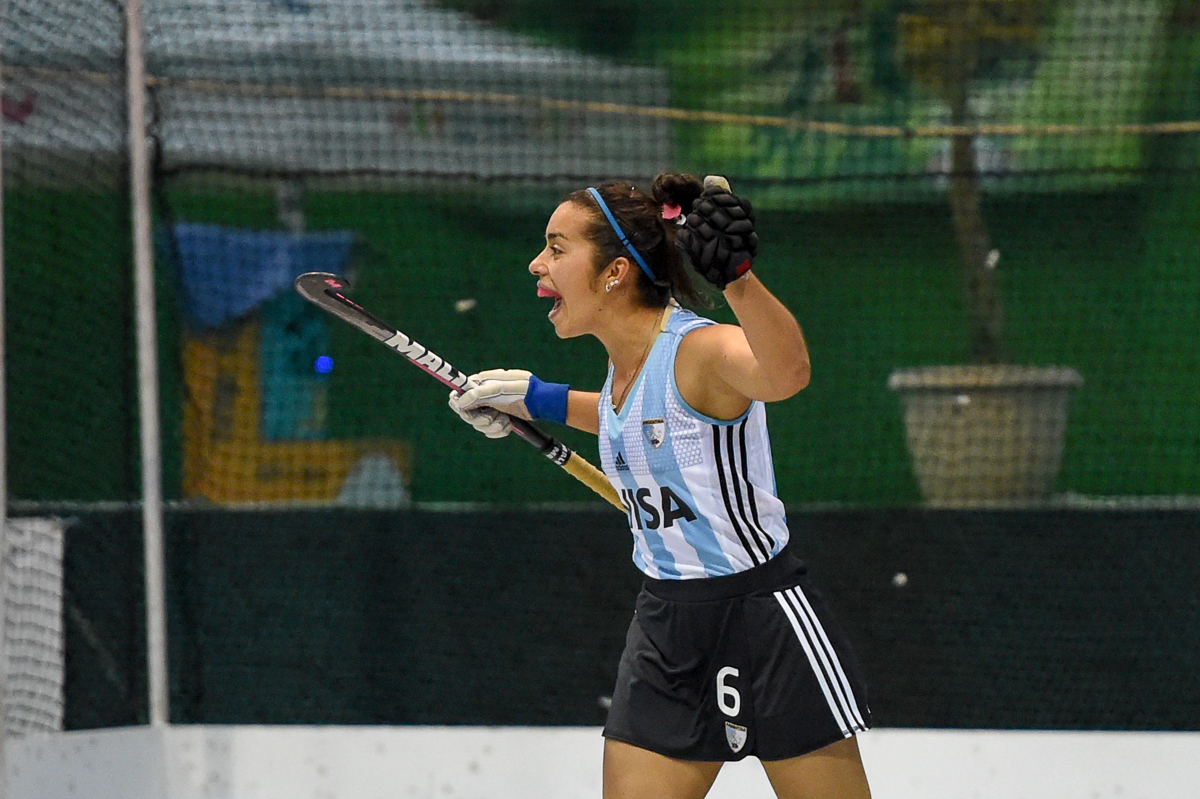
[604,256,633,285]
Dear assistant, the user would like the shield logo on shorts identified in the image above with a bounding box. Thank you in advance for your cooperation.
[725,721,748,753]
[642,418,666,449]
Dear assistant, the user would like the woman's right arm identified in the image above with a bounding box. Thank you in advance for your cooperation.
[449,372,600,436]
[567,391,600,435]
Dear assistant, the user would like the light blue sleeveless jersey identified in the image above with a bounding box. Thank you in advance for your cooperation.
[599,305,790,580]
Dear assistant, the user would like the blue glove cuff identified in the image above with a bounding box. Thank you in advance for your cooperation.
[525,375,570,425]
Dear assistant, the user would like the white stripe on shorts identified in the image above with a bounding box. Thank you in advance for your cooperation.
[774,586,868,736]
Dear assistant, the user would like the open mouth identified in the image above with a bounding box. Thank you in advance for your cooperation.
[537,284,563,317]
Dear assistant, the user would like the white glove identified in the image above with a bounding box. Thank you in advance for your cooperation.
[448,400,513,439]
[451,369,535,421]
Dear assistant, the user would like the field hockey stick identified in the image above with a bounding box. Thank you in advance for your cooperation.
[294,272,623,511]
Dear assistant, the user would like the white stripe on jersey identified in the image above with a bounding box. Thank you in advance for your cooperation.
[712,421,776,565]
[774,587,868,735]
[617,388,706,579]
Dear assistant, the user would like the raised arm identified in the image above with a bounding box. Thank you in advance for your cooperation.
[674,277,810,420]
[675,179,810,418]
[699,275,810,396]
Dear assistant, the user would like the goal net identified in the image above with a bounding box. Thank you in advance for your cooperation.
[2,517,65,735]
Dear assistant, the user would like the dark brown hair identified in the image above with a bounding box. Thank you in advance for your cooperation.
[564,173,708,308]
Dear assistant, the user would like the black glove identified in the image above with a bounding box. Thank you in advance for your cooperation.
[678,180,758,290]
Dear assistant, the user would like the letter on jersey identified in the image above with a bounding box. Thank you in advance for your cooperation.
[635,488,661,529]
[661,486,698,527]
[620,486,697,531]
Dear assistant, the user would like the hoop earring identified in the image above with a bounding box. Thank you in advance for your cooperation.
[605,278,619,293]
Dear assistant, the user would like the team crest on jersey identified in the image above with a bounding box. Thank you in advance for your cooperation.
[641,418,667,449]
[725,722,748,753]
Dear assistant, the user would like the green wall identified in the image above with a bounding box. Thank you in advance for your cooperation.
[4,189,138,501]
[5,184,1197,504]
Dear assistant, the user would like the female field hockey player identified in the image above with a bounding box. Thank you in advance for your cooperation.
[448,174,873,799]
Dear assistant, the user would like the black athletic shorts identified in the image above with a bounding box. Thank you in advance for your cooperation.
[603,546,871,762]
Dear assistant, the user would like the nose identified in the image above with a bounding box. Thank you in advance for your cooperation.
[529,251,547,275]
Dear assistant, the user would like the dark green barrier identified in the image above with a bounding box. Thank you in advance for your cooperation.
[61,507,1200,731]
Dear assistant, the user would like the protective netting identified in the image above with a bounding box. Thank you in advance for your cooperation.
[3,0,1198,737]
[4,0,1197,508]
[3,0,135,503]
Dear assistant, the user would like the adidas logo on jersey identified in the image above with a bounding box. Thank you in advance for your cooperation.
[614,452,630,471]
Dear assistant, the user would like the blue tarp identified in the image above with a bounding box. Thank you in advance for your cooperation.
[173,223,355,329]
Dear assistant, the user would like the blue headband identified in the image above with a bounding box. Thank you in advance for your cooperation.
[586,187,658,284]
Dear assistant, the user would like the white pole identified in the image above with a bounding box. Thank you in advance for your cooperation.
[125,0,169,727]
[0,8,10,792]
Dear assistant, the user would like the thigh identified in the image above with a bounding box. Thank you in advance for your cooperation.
[760,736,871,799]
[603,738,724,799]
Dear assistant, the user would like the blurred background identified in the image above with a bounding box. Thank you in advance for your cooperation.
[1,0,1197,748]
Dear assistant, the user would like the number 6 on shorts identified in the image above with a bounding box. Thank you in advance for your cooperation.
[717,666,741,717]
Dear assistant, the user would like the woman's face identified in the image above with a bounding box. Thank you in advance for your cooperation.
[529,200,609,339]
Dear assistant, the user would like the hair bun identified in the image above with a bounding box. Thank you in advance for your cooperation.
[652,173,704,216]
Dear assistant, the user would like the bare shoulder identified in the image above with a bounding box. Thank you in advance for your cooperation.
[676,322,748,364]
[674,324,752,420]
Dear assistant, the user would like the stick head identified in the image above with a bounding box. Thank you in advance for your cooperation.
[703,175,732,193]
[294,271,348,303]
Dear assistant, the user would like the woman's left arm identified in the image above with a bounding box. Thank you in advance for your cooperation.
[722,273,810,399]
[679,274,810,412]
